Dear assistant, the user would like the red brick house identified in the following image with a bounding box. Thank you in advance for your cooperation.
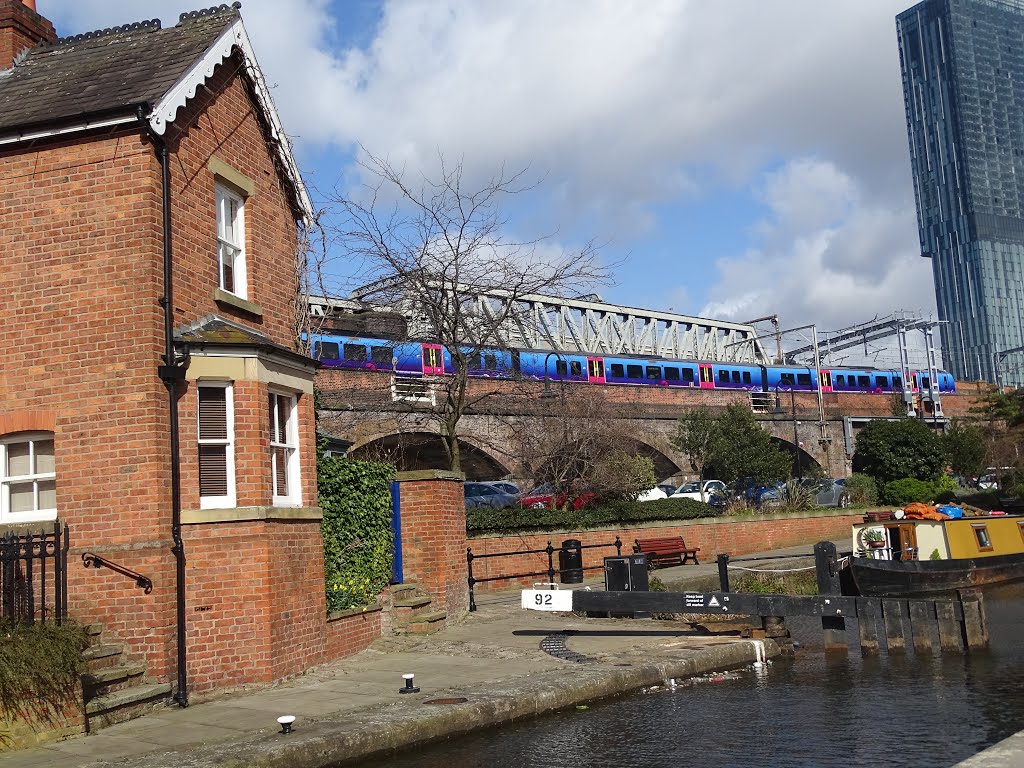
[0,0,328,718]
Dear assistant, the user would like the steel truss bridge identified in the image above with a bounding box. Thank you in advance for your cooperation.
[312,288,771,364]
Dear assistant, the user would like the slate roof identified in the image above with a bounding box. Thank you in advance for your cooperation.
[0,5,239,133]
[176,315,316,367]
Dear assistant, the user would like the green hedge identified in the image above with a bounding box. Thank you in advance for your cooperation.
[882,477,936,506]
[318,456,394,612]
[466,497,719,535]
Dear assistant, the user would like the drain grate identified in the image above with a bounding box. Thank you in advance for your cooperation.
[540,633,596,664]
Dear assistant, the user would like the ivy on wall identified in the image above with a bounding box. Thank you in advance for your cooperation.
[318,454,394,612]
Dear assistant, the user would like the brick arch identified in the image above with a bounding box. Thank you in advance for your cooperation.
[348,430,512,480]
[0,409,56,436]
[767,435,824,476]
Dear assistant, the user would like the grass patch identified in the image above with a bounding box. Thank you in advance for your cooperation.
[730,570,818,595]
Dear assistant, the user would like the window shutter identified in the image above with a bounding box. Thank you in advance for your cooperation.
[198,387,228,498]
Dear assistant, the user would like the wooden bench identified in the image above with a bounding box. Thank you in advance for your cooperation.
[634,536,700,569]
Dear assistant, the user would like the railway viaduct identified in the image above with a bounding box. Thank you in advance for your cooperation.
[316,367,990,482]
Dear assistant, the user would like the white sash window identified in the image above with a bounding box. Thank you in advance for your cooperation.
[216,183,247,299]
[0,433,56,523]
[269,392,300,506]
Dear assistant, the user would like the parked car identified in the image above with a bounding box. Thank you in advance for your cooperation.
[481,480,522,498]
[656,483,677,496]
[520,483,597,510]
[637,486,669,502]
[670,480,727,502]
[464,482,519,510]
[758,478,849,508]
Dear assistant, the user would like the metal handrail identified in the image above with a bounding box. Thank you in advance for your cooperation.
[467,537,622,611]
[82,552,154,594]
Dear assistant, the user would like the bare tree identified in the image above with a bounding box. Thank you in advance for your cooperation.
[513,390,654,508]
[324,152,611,473]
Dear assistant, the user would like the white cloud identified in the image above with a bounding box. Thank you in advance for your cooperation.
[43,0,932,338]
[699,158,936,334]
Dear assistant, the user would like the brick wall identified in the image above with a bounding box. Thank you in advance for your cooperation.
[182,518,326,694]
[326,607,383,661]
[395,471,469,619]
[0,54,313,694]
[467,512,865,591]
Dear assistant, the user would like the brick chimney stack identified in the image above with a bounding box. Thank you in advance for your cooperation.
[1,0,57,70]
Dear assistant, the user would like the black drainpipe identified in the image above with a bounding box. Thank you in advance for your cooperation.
[147,109,191,708]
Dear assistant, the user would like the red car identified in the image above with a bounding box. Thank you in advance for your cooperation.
[520,484,598,510]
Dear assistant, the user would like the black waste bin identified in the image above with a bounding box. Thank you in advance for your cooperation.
[558,539,583,584]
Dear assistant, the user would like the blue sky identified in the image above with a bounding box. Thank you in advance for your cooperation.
[44,1,937,366]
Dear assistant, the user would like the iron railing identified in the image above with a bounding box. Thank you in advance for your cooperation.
[467,537,622,611]
[0,521,68,624]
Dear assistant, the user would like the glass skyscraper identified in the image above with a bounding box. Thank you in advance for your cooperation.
[898,0,1024,386]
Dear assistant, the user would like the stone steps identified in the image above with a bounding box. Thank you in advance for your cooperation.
[387,583,448,635]
[82,628,171,731]
[85,683,173,730]
[402,610,448,634]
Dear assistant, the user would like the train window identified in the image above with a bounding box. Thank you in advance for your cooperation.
[875,376,888,388]
[893,376,903,389]
[857,375,870,387]
[835,375,846,386]
[682,368,695,382]
[512,350,521,372]
[742,371,752,384]
[315,341,339,360]
[646,366,662,380]
[665,367,680,381]
[921,376,931,389]
[731,371,741,384]
[626,364,643,379]
[371,347,392,366]
[797,373,811,386]
[556,360,568,376]
[611,363,625,378]
[343,344,367,362]
[571,361,583,377]
[485,354,499,371]
[780,373,795,386]
[718,370,730,383]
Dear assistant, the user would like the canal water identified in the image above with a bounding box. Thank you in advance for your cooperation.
[355,583,1024,768]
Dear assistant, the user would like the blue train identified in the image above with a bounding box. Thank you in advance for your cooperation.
[310,333,956,395]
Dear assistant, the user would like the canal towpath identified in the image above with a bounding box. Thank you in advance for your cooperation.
[0,542,837,768]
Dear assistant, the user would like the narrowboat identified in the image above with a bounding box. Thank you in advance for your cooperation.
[841,511,1024,597]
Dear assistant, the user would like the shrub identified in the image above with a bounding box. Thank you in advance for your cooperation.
[882,477,935,507]
[318,456,394,612]
[843,473,878,506]
[0,620,88,725]
[774,479,815,513]
[933,474,958,495]
[466,497,719,534]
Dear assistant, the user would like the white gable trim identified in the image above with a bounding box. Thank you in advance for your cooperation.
[149,17,313,220]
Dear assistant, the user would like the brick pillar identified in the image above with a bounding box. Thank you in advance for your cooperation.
[394,470,468,620]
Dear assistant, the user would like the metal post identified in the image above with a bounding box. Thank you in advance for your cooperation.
[614,536,622,556]
[466,547,476,613]
[717,553,730,592]
[546,541,555,585]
